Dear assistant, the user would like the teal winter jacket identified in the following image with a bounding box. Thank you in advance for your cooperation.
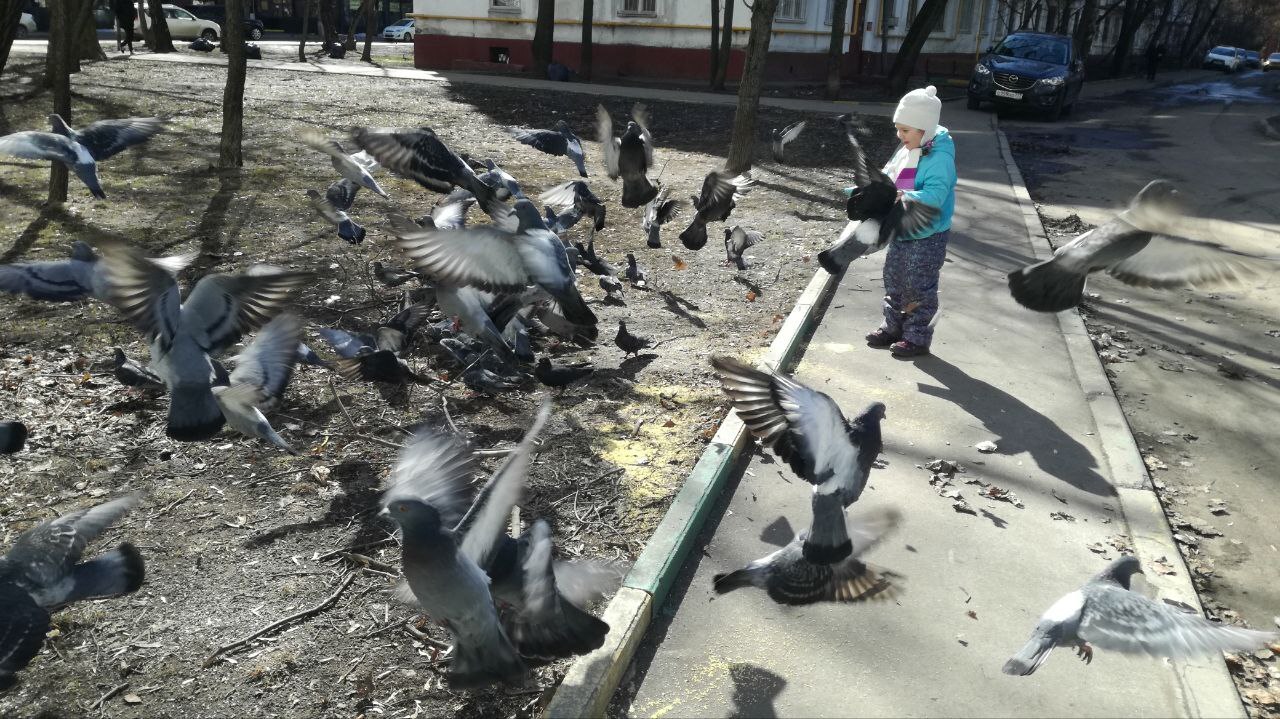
[899,126,956,240]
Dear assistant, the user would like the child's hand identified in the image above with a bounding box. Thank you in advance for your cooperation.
[896,190,904,202]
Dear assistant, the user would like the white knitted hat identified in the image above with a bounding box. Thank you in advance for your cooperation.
[893,85,941,142]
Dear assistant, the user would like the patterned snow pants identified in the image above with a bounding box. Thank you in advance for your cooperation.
[880,231,949,346]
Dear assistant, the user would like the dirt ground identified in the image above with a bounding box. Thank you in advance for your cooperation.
[0,50,891,717]
[1004,71,1280,717]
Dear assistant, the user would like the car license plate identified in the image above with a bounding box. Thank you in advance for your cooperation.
[995,89,1023,99]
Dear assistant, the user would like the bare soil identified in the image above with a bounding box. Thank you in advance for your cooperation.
[0,51,892,718]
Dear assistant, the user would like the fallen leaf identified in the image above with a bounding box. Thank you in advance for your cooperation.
[671,255,688,270]
[123,694,142,705]
[745,291,757,302]
[966,610,978,620]
[662,419,675,428]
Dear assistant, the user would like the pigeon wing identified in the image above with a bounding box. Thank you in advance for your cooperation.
[841,121,893,190]
[227,313,303,404]
[0,582,49,683]
[773,375,862,496]
[97,240,183,346]
[181,266,314,354]
[538,181,581,212]
[631,103,654,166]
[4,493,142,588]
[394,226,529,292]
[72,117,165,161]
[381,430,478,527]
[1104,234,1268,289]
[595,106,620,179]
[886,199,941,243]
[0,131,78,165]
[324,178,360,212]
[306,189,347,225]
[430,199,473,230]
[349,127,459,194]
[509,128,567,156]
[779,120,806,145]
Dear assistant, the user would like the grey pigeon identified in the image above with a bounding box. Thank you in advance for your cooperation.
[112,347,165,394]
[98,240,312,441]
[436,285,523,365]
[420,193,474,230]
[596,104,658,208]
[575,230,618,277]
[350,126,495,206]
[642,188,685,249]
[0,421,26,454]
[819,119,938,275]
[625,252,648,288]
[711,355,884,507]
[325,177,360,212]
[1004,556,1279,675]
[503,315,536,364]
[479,159,525,201]
[306,188,366,244]
[724,225,763,271]
[0,494,145,688]
[301,130,389,198]
[296,342,330,369]
[212,313,303,455]
[462,366,523,395]
[382,401,551,688]
[599,274,625,302]
[0,114,164,199]
[614,320,650,357]
[540,180,607,232]
[544,204,584,235]
[714,502,899,604]
[509,121,588,177]
[1007,180,1271,312]
[372,261,422,288]
[0,241,192,303]
[771,120,807,163]
[680,171,753,251]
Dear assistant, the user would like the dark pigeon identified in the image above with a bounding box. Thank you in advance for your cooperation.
[642,188,685,249]
[540,180,607,232]
[350,126,495,206]
[372,261,422,288]
[625,252,648,288]
[680,171,753,251]
[509,120,588,177]
[306,188,366,244]
[614,320,651,358]
[534,357,594,389]
[724,225,763,271]
[112,347,164,394]
[597,104,658,208]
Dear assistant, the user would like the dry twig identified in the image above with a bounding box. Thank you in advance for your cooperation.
[203,572,357,667]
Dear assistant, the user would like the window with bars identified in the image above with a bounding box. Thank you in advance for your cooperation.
[776,0,807,21]
[490,0,520,9]
[955,0,975,33]
[881,0,898,30]
[620,0,657,13]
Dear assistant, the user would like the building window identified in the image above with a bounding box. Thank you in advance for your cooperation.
[955,0,974,33]
[490,0,520,9]
[619,0,657,15]
[823,0,840,25]
[776,0,806,21]
[880,0,898,30]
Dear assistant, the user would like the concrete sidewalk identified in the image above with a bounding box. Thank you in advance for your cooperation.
[614,106,1245,717]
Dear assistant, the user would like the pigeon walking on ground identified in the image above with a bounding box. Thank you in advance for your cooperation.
[436,285,523,365]
[0,115,164,199]
[1003,555,1279,676]
[680,171,753,251]
[350,126,496,206]
[0,421,27,454]
[641,188,685,249]
[598,274,625,303]
[1007,180,1271,312]
[301,131,389,198]
[534,357,594,390]
[212,313,304,455]
[306,188,366,244]
[323,303,431,384]
[597,104,658,208]
[382,402,551,688]
[575,231,618,277]
[771,120,807,163]
[614,320,651,357]
[112,347,165,394]
[625,252,647,288]
[0,493,145,688]
[0,241,192,303]
[818,119,939,275]
[711,355,885,507]
[509,121,588,177]
[544,204,584,235]
[724,225,763,271]
[540,180,607,232]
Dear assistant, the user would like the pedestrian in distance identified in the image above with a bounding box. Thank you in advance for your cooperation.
[859,86,957,358]
[1145,43,1166,82]
[113,0,137,54]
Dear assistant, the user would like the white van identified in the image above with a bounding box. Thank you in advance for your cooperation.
[133,4,222,41]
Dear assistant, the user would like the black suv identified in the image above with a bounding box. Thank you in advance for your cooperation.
[968,32,1085,121]
[186,4,264,40]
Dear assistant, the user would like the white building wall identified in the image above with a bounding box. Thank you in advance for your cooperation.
[858,0,1004,58]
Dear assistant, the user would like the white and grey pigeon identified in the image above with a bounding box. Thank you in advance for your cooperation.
[596,104,658,208]
[350,126,496,206]
[771,120,807,163]
[680,170,753,251]
[509,120,588,178]
[479,159,526,201]
[1004,555,1279,675]
[714,500,900,605]
[540,180,607,232]
[301,130,389,199]
[711,355,885,508]
[0,493,145,689]
[819,117,939,275]
[212,313,304,455]
[382,400,551,688]
[306,188,366,244]
[98,240,312,441]
[724,225,763,271]
[0,240,193,303]
[0,114,164,199]
[641,187,685,249]
[1007,180,1272,312]
[436,284,523,366]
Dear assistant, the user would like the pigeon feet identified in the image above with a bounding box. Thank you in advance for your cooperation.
[1075,642,1093,664]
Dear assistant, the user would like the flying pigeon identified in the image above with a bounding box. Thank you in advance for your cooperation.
[714,501,899,604]
[212,313,303,455]
[436,285,523,366]
[711,355,884,507]
[479,159,526,201]
[350,126,495,206]
[112,347,165,394]
[0,421,26,454]
[325,177,360,212]
[544,204,584,235]
[381,401,551,688]
[724,225,763,271]
[818,119,939,275]
[419,193,474,230]
[0,240,193,303]
[372,261,422,288]
[509,121,588,177]
[596,104,658,208]
[322,305,431,384]
[771,120,807,163]
[680,171,753,251]
[641,188,685,249]
[97,240,312,441]
[0,115,164,199]
[534,357,594,390]
[614,319,650,357]
[624,252,648,288]
[301,130,389,199]
[1007,180,1271,312]
[1004,555,1279,676]
[296,342,330,369]
[0,493,145,688]
[306,188,366,244]
[540,180,607,232]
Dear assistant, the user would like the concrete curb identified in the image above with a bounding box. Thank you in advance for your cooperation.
[545,265,840,719]
[1260,114,1280,141]
[994,123,1247,719]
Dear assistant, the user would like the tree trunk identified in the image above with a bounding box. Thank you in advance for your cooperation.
[320,0,337,47]
[76,0,105,64]
[0,0,27,77]
[147,0,175,52]
[580,0,593,81]
[1147,0,1174,50]
[825,0,850,99]
[219,0,247,168]
[1176,0,1207,62]
[531,0,555,78]
[48,0,71,203]
[344,0,359,51]
[1108,0,1154,77]
[1179,0,1222,64]
[1073,0,1098,60]
[712,0,734,90]
[886,0,949,96]
[725,0,778,174]
[362,0,375,62]
[298,0,310,60]
[137,0,153,47]
[709,0,720,85]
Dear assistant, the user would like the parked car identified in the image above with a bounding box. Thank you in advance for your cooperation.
[186,5,265,41]
[134,4,221,41]
[16,11,35,38]
[1265,52,1280,71]
[1202,45,1241,72]
[1243,49,1260,69]
[967,31,1084,121]
[381,17,414,42]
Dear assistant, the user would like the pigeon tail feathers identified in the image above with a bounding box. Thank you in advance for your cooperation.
[679,221,708,251]
[1007,258,1088,312]
[1002,632,1058,676]
[64,542,145,604]
[447,628,525,689]
[166,384,225,441]
[712,567,758,595]
[513,598,609,661]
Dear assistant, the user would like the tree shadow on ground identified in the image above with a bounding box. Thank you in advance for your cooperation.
[913,356,1115,496]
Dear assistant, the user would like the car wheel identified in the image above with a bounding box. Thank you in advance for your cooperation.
[966,95,980,111]
[16,25,27,38]
[202,29,217,41]
[250,27,262,40]
[1045,95,1065,122]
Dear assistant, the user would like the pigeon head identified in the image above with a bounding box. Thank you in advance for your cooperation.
[554,119,570,131]
[512,199,544,232]
[69,240,97,262]
[382,498,447,535]
[112,347,127,366]
[860,402,887,422]
[626,252,637,265]
[1095,555,1144,589]
[537,357,551,369]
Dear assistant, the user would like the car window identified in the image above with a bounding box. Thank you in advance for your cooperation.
[165,8,178,18]
[992,35,1069,65]
[1210,46,1232,55]
[175,8,195,20]
[1271,54,1280,61]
